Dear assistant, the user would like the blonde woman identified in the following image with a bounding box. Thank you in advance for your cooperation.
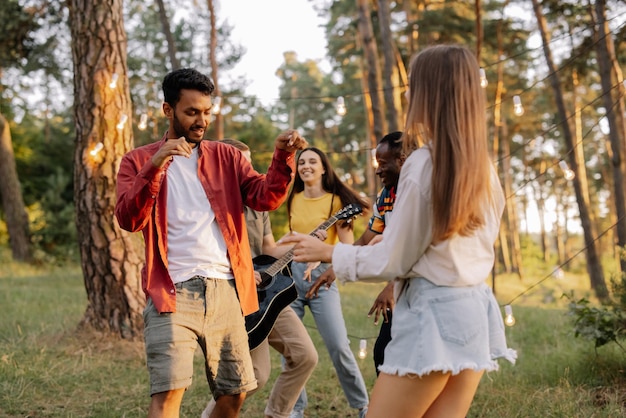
[280,45,516,418]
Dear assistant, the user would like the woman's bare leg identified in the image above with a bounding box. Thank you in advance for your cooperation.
[365,369,483,418]
[365,372,449,418]
[423,369,484,418]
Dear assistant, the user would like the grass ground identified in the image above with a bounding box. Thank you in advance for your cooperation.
[1,258,625,417]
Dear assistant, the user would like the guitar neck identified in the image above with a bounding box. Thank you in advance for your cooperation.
[264,216,339,277]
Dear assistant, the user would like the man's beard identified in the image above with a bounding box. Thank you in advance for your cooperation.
[172,114,204,144]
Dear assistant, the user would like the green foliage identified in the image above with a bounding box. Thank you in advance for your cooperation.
[10,111,77,260]
[567,294,626,348]
[567,247,626,349]
[0,0,40,68]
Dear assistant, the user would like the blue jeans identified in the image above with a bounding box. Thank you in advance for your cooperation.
[289,262,369,411]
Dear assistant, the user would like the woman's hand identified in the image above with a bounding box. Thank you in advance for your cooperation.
[278,232,334,263]
[302,261,321,282]
[305,266,336,298]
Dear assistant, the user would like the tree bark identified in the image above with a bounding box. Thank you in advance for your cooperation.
[356,0,387,143]
[358,57,376,200]
[376,0,402,132]
[356,0,386,200]
[531,0,608,300]
[534,160,550,263]
[155,0,180,70]
[207,0,223,140]
[68,0,145,338]
[491,20,520,276]
[0,113,32,262]
[591,0,626,274]
[474,0,482,61]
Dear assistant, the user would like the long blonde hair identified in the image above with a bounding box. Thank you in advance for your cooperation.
[402,45,493,242]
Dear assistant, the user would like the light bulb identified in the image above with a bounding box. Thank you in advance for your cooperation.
[116,114,128,130]
[559,160,575,180]
[513,95,524,116]
[90,142,104,157]
[109,73,119,89]
[371,148,379,169]
[358,339,367,359]
[336,96,347,116]
[212,96,222,114]
[138,113,148,130]
[504,305,516,327]
[479,68,488,88]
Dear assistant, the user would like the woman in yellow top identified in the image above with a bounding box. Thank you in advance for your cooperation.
[286,147,370,418]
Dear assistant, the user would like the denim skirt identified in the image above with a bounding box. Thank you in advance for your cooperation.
[378,277,517,377]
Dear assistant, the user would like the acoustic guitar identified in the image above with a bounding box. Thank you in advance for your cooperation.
[246,203,363,350]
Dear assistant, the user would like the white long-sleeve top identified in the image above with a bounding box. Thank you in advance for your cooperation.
[332,146,504,287]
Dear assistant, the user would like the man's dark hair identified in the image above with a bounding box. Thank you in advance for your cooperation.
[162,68,215,106]
[378,131,403,154]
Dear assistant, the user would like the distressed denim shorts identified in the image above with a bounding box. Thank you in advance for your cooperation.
[378,277,517,377]
[143,276,257,397]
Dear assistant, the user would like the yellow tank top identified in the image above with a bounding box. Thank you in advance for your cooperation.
[289,192,343,244]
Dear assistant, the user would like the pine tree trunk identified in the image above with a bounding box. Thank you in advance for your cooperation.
[376,0,402,132]
[531,0,608,300]
[501,128,523,277]
[357,0,387,201]
[0,113,32,262]
[207,0,223,140]
[68,0,145,338]
[156,0,180,70]
[592,0,626,274]
[356,0,387,141]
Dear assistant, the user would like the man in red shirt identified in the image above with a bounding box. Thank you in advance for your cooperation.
[115,68,307,418]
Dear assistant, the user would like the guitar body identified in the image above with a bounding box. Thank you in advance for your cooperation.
[244,204,363,350]
[245,254,298,350]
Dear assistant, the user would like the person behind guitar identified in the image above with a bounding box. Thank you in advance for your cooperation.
[115,68,309,418]
[306,131,406,376]
[285,147,370,418]
[201,138,318,418]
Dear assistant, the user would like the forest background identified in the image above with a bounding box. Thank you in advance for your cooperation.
[1,0,626,415]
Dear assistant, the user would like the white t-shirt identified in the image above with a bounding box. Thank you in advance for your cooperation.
[166,147,233,283]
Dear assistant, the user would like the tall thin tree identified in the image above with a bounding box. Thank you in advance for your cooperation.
[207,0,223,139]
[376,0,403,132]
[356,0,387,199]
[155,0,180,70]
[591,0,626,274]
[0,113,31,261]
[531,0,608,300]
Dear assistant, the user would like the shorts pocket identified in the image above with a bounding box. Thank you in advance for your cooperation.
[429,292,484,345]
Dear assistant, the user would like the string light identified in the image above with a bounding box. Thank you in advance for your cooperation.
[138,113,148,130]
[109,73,119,89]
[559,160,576,180]
[89,142,104,157]
[513,95,524,116]
[116,114,128,130]
[358,339,367,359]
[504,305,516,327]
[212,96,222,115]
[479,68,488,88]
[335,96,347,116]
